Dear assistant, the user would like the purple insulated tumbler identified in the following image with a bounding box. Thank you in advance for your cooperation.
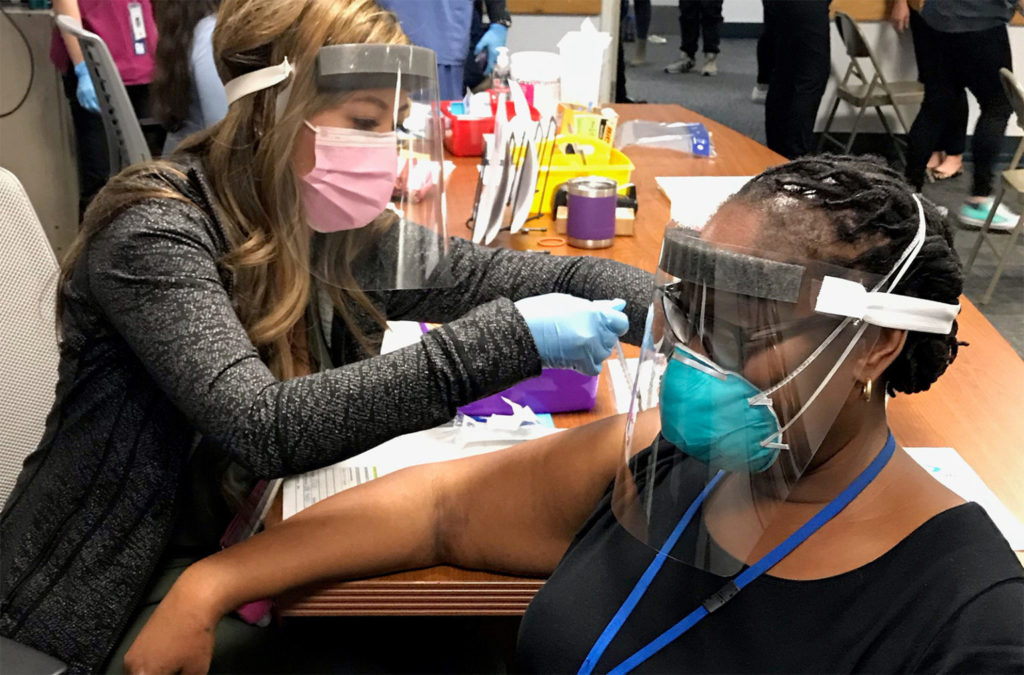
[566,176,617,249]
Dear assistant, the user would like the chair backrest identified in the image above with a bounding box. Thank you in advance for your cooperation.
[1000,68,1024,131]
[835,12,871,59]
[0,168,61,509]
[834,11,905,98]
[55,15,151,173]
[1000,69,1024,169]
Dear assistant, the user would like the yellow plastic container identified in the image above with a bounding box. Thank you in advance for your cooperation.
[516,134,634,215]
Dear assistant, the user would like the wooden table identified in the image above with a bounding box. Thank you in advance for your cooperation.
[278,104,1024,616]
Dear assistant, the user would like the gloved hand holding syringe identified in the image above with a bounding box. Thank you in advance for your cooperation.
[515,293,629,376]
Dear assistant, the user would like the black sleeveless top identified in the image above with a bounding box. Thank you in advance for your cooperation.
[518,441,1024,673]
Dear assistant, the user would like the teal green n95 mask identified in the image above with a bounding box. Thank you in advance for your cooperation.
[659,345,781,473]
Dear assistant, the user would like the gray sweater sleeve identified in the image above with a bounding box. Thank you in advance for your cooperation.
[384,237,654,346]
[86,199,542,478]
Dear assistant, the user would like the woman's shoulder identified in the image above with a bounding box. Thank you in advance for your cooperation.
[829,502,1023,670]
[904,508,1024,671]
[896,502,1023,580]
[88,158,227,257]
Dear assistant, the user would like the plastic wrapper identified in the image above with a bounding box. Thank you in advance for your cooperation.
[614,120,715,157]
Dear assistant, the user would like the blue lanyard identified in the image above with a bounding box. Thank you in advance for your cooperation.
[579,433,897,675]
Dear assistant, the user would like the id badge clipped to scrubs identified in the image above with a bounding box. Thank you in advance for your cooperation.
[128,2,147,55]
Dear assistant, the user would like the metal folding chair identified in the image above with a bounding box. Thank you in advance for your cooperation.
[819,11,925,164]
[55,14,151,174]
[963,68,1024,305]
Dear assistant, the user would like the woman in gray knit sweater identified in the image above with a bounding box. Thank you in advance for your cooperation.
[0,0,651,671]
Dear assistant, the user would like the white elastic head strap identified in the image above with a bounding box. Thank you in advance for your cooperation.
[814,194,960,335]
[224,57,294,107]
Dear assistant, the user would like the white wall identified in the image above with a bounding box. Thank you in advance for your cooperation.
[507,15,594,53]
[818,23,1024,136]
[508,5,617,104]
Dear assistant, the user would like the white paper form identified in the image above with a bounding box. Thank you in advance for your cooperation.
[905,447,1024,550]
[655,176,752,230]
[282,464,379,520]
[282,417,562,519]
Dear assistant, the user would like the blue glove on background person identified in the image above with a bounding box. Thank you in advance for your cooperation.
[74,61,100,113]
[515,294,629,376]
[474,23,508,75]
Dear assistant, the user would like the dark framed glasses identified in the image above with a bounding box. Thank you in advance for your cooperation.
[659,283,835,371]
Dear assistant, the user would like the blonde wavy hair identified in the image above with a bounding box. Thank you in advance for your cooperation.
[59,0,408,379]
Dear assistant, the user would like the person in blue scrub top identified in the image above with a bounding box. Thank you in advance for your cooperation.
[381,0,511,100]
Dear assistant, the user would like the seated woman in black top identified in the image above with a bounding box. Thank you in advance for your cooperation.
[124,156,1024,674]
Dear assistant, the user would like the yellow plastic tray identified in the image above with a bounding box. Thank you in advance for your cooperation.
[516,134,635,215]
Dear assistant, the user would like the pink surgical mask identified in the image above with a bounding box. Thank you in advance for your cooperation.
[299,121,399,233]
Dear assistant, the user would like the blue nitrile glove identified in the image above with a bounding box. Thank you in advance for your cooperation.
[515,293,630,376]
[474,23,508,75]
[74,61,100,113]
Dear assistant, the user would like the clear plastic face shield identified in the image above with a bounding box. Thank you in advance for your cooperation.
[613,196,960,579]
[224,44,451,291]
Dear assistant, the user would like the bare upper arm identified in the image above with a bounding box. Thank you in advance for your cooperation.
[434,408,662,576]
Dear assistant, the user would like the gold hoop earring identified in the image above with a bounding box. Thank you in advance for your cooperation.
[861,379,873,402]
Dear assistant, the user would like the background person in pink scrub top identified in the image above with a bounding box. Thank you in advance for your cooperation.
[51,0,161,218]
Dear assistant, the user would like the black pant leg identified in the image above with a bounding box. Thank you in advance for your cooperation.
[617,4,629,103]
[906,80,964,190]
[756,0,773,85]
[699,0,723,55]
[763,0,787,152]
[941,90,969,157]
[957,25,1013,197]
[62,72,109,219]
[908,9,941,85]
[634,0,652,40]
[908,10,968,159]
[678,0,700,57]
[764,0,830,158]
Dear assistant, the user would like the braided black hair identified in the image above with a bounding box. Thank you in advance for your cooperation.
[729,154,963,396]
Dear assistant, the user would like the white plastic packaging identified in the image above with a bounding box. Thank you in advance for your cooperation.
[510,50,560,119]
[557,18,612,106]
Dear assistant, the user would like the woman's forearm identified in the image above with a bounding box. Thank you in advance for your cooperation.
[53,0,85,65]
[387,239,653,347]
[181,463,447,621]
[124,463,446,674]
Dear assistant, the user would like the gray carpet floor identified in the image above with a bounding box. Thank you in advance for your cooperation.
[622,37,1024,356]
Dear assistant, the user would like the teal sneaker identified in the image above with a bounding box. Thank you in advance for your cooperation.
[958,200,1015,231]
